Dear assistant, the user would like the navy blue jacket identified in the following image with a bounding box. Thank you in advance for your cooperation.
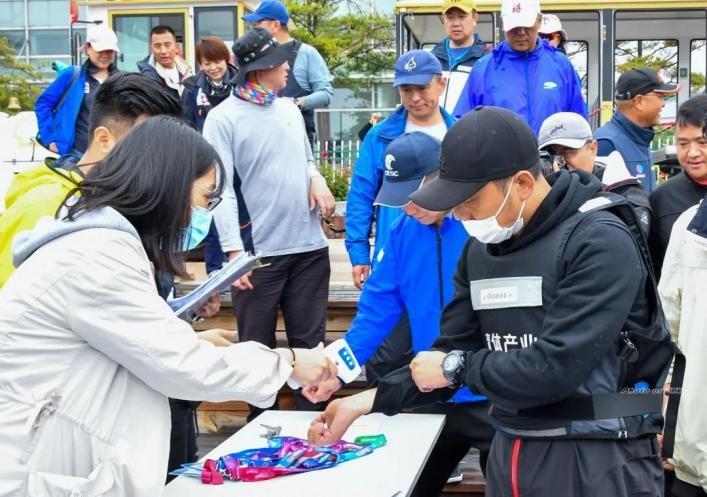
[345,106,456,266]
[454,38,587,134]
[345,214,485,404]
[181,66,237,133]
[596,112,656,193]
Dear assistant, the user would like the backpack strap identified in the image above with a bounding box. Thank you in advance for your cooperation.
[55,66,81,113]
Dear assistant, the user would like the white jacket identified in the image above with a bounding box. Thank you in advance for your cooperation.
[0,207,293,497]
[658,202,707,490]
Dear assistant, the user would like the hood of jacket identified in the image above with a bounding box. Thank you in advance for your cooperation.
[432,34,488,68]
[374,105,456,142]
[492,169,603,255]
[4,159,81,211]
[687,194,707,249]
[13,206,139,269]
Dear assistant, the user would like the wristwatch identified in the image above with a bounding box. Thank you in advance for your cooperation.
[442,350,466,387]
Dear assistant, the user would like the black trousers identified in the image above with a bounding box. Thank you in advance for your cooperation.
[231,247,330,420]
[165,399,198,483]
[410,401,495,497]
[486,433,664,497]
[672,478,707,497]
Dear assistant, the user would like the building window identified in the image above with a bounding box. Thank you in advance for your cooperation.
[195,7,237,50]
[0,1,26,28]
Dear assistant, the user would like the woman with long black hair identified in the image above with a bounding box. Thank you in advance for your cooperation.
[0,116,335,496]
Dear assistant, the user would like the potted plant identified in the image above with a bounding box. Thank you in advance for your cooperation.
[319,161,351,239]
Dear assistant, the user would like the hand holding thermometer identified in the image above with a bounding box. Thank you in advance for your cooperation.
[287,339,362,389]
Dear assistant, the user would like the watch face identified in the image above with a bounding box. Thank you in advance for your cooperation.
[444,354,460,372]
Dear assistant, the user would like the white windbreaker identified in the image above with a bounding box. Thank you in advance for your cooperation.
[0,207,293,497]
[658,202,707,491]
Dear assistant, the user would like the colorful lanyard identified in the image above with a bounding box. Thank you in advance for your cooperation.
[170,434,387,484]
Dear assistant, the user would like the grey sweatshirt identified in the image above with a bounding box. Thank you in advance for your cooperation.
[203,95,327,256]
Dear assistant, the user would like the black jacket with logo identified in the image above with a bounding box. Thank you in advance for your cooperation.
[372,171,660,439]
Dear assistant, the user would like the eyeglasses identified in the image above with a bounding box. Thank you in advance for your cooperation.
[195,183,222,211]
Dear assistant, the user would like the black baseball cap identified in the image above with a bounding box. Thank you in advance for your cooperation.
[231,27,290,86]
[615,68,679,101]
[410,106,539,211]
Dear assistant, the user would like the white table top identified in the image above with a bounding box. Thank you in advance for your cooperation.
[163,410,445,497]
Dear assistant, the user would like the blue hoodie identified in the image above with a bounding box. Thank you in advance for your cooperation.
[345,214,485,404]
[454,38,587,134]
[345,106,456,267]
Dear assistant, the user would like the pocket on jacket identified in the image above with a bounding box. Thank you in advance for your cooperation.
[27,460,115,497]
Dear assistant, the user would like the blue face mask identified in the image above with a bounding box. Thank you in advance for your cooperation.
[182,205,213,252]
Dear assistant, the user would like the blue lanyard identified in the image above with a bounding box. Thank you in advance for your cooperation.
[445,38,474,71]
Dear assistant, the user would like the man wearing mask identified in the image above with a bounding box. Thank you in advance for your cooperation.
[649,94,707,274]
[596,68,679,194]
[430,0,489,113]
[244,0,333,145]
[454,0,586,134]
[310,106,671,497]
[138,25,192,99]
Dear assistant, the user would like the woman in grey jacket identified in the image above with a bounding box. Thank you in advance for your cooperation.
[0,116,335,497]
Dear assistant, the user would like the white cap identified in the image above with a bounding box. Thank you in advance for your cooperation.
[539,14,567,40]
[538,112,593,150]
[86,24,120,53]
[501,0,541,32]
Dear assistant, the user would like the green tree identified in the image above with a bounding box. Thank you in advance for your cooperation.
[285,0,394,89]
[0,36,40,114]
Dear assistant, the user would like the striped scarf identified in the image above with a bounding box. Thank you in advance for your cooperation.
[234,80,278,106]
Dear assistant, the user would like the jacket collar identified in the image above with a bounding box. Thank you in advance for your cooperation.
[432,34,487,67]
[375,105,456,141]
[493,37,552,63]
[612,112,655,147]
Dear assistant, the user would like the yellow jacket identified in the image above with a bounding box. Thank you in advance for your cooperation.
[0,160,81,288]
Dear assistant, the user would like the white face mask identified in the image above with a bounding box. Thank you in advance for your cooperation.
[462,180,526,244]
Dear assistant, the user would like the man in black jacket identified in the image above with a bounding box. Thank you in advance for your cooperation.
[310,106,668,497]
[650,94,707,277]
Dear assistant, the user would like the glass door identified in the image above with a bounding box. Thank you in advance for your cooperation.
[111,11,187,71]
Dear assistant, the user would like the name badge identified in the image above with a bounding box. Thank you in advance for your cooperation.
[480,286,518,306]
[470,276,543,310]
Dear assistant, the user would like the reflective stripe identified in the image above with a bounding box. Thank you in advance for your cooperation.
[469,277,543,310]
[511,438,522,497]
[500,426,569,438]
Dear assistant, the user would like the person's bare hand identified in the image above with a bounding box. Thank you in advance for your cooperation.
[291,343,338,387]
[657,433,675,471]
[302,377,343,404]
[49,142,59,154]
[228,251,254,290]
[308,389,375,446]
[351,265,371,290]
[197,293,221,318]
[197,328,235,347]
[411,351,451,392]
[310,176,335,219]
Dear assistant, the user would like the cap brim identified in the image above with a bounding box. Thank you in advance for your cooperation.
[243,12,265,22]
[443,5,474,13]
[502,12,539,31]
[653,82,680,94]
[374,178,424,208]
[88,41,120,53]
[393,73,436,88]
[409,176,486,211]
[231,43,290,86]
[538,137,588,150]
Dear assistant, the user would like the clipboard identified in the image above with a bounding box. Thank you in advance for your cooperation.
[169,252,261,321]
